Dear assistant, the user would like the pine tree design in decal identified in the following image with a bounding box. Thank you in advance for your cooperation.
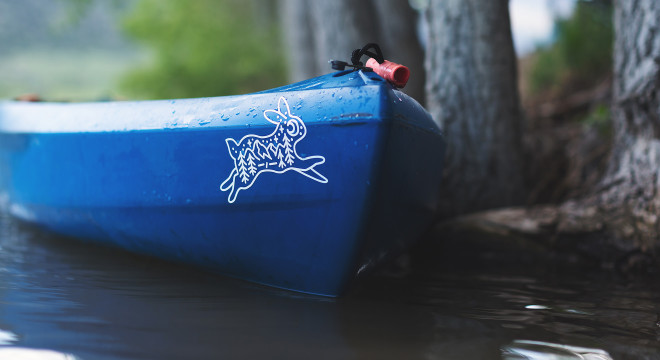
[247,152,257,175]
[277,147,285,168]
[220,97,328,203]
[237,151,249,184]
[283,134,294,165]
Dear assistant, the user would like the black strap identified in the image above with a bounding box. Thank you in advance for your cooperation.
[350,43,384,67]
[330,43,384,71]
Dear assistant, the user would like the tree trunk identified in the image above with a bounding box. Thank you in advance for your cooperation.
[306,0,378,75]
[424,0,525,218]
[371,0,426,105]
[279,0,425,103]
[588,0,660,251]
[279,0,319,82]
[437,0,660,266]
[550,0,660,254]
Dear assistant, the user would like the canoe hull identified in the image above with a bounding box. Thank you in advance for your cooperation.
[0,71,444,296]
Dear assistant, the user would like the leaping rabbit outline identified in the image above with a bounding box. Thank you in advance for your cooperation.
[220,97,328,203]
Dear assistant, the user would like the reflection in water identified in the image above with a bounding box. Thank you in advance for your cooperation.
[502,340,612,359]
[0,347,78,360]
[0,329,17,345]
[1,211,660,359]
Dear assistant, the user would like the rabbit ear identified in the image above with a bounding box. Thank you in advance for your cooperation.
[226,138,238,150]
[264,109,285,125]
[277,97,291,117]
[226,138,239,156]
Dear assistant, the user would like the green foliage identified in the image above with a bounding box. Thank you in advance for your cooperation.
[528,45,564,93]
[529,1,613,94]
[582,104,611,135]
[60,0,94,25]
[0,49,139,101]
[119,0,285,99]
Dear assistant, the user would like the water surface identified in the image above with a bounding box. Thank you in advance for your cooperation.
[0,211,659,359]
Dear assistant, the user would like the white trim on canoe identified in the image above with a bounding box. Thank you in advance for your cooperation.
[0,88,383,134]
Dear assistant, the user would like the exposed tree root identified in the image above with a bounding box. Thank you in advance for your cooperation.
[434,198,659,275]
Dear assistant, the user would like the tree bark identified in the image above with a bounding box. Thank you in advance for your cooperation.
[279,0,319,82]
[588,0,660,251]
[436,0,660,265]
[424,0,525,218]
[371,0,426,104]
[279,0,425,103]
[306,0,378,75]
[542,0,660,254]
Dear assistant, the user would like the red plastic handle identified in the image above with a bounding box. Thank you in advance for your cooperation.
[366,58,410,88]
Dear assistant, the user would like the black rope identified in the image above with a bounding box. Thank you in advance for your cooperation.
[330,43,384,72]
[351,43,384,67]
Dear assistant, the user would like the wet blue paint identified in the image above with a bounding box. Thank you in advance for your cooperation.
[0,71,445,296]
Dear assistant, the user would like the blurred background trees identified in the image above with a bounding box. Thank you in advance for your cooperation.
[119,0,285,99]
[521,0,614,206]
[0,0,136,100]
[0,0,286,100]
[0,0,613,109]
[528,0,613,96]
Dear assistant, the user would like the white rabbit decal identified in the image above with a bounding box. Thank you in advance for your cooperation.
[220,97,328,203]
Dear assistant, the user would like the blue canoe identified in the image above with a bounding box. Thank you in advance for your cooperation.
[0,70,444,296]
